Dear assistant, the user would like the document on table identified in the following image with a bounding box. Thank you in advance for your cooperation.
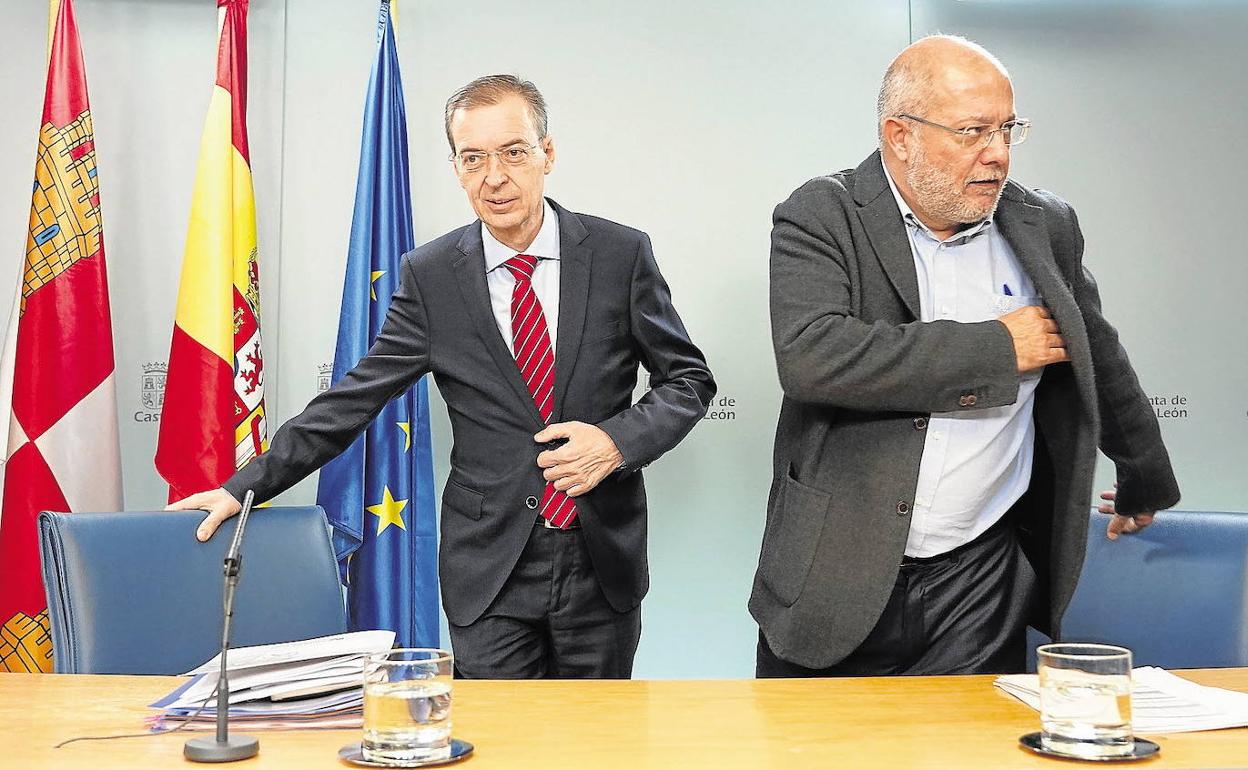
[995,666,1248,733]
[168,654,371,708]
[148,629,395,730]
[183,629,395,675]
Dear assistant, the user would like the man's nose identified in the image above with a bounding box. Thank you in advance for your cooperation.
[979,129,1010,165]
[483,154,508,187]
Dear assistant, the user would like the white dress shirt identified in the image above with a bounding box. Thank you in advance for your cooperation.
[883,167,1044,558]
[483,199,561,356]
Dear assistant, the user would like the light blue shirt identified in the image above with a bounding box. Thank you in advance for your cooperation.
[883,166,1043,558]
[483,199,561,356]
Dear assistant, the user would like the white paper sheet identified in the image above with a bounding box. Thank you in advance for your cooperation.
[995,666,1248,734]
[183,629,395,675]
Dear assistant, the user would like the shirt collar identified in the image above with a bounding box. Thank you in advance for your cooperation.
[881,161,993,244]
[483,198,560,273]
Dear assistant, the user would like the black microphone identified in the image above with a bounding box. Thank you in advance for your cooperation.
[185,490,260,763]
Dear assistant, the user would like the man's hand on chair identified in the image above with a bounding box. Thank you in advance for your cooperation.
[1097,485,1156,541]
[167,488,242,542]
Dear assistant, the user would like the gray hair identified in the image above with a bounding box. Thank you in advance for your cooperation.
[444,74,549,154]
[876,35,1009,145]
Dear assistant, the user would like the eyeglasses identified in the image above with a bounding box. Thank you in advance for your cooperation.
[451,143,544,173]
[897,114,1032,150]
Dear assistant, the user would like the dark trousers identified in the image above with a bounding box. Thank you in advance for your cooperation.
[757,517,1037,677]
[448,521,641,679]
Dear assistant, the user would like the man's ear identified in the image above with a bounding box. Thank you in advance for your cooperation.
[541,135,556,174]
[881,118,911,162]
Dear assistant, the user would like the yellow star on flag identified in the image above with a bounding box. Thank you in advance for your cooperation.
[367,486,408,535]
[369,270,386,301]
[397,420,411,451]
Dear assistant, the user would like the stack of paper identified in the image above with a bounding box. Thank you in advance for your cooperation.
[149,630,395,731]
[996,666,1248,734]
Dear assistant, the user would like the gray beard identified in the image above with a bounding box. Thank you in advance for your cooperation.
[905,150,1004,226]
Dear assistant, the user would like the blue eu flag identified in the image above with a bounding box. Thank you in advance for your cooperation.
[315,0,438,648]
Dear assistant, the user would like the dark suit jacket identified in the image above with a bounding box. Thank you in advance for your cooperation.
[225,199,715,626]
[749,152,1179,669]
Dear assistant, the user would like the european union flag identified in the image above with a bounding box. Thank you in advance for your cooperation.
[315,0,438,648]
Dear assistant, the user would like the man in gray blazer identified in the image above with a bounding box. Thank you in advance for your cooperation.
[175,75,715,679]
[751,36,1178,676]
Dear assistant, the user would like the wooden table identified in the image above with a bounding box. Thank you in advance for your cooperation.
[3,670,1247,768]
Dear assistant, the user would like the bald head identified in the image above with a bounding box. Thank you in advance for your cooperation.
[877,35,1012,142]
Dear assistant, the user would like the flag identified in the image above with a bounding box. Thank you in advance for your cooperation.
[156,0,268,501]
[0,0,122,673]
[315,0,438,647]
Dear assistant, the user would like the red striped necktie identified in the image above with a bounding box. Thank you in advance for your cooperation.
[503,254,578,529]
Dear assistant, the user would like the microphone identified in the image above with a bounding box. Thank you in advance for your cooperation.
[185,490,261,763]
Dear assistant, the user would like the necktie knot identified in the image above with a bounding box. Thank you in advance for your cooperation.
[503,254,538,283]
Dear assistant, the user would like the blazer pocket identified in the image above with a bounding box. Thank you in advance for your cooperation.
[586,319,624,344]
[757,466,831,607]
[442,477,483,521]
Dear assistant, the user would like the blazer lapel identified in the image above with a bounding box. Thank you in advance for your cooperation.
[993,190,1096,406]
[853,152,921,319]
[452,225,545,427]
[549,201,592,423]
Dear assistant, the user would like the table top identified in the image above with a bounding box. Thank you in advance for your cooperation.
[3,669,1247,769]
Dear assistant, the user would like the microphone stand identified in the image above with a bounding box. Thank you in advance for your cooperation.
[185,490,260,762]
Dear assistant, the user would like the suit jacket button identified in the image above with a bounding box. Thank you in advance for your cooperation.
[913,417,928,430]
[896,501,910,516]
[965,394,977,406]
[525,496,539,510]
[958,395,968,406]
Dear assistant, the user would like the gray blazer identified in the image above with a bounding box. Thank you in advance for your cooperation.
[750,152,1179,669]
[227,200,715,626]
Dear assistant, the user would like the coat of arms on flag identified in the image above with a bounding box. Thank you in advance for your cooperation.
[0,0,123,673]
[156,0,269,499]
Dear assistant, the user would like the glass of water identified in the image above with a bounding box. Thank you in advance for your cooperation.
[1037,643,1134,759]
[362,648,454,763]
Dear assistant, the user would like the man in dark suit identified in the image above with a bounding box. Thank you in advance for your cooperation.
[174,75,715,679]
[751,36,1178,676]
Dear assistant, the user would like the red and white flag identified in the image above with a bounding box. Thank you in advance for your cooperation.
[0,0,123,673]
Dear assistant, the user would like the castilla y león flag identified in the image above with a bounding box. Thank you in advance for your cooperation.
[156,0,268,501]
[0,0,123,673]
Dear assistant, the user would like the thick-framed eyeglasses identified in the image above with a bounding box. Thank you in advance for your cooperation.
[451,143,544,173]
[897,114,1032,150]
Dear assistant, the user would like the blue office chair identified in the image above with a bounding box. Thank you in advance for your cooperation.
[38,506,348,674]
[1033,509,1248,669]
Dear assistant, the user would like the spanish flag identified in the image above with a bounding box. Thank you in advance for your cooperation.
[0,0,123,673]
[156,0,267,501]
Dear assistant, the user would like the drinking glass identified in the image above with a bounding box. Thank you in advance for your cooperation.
[362,648,454,762]
[1037,643,1133,759]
